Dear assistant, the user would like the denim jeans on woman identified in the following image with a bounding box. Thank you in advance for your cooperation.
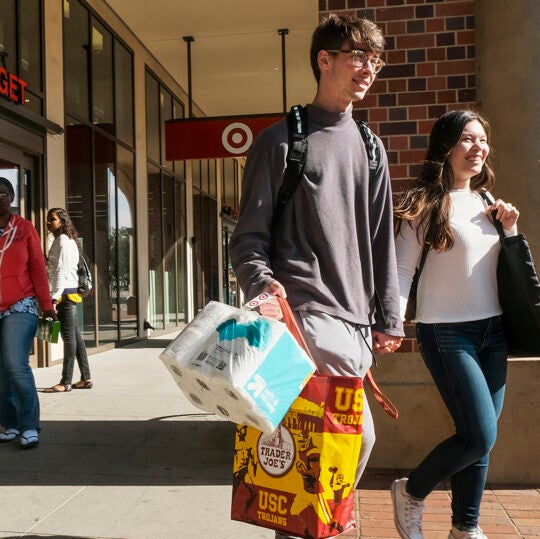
[57,296,91,385]
[407,316,507,529]
[0,311,40,432]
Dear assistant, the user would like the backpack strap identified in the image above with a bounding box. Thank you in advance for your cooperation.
[356,119,380,175]
[271,105,308,230]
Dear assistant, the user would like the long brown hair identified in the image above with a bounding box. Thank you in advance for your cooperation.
[47,207,80,248]
[394,110,495,252]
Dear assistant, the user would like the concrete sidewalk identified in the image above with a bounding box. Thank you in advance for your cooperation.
[0,334,270,539]
[1,335,539,538]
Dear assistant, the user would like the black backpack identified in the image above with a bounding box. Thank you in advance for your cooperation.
[77,252,93,298]
[272,104,380,229]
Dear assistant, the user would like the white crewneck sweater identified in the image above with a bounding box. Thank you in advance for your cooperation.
[395,189,512,324]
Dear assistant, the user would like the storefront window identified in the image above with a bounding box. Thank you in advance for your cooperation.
[65,120,96,346]
[160,89,173,170]
[64,0,90,120]
[146,70,187,328]
[0,1,17,73]
[147,164,164,329]
[192,190,219,311]
[64,3,136,348]
[91,20,114,134]
[117,146,137,340]
[145,72,160,163]
[163,174,177,327]
[19,0,42,93]
[115,42,134,146]
[175,180,187,321]
[0,0,43,115]
[94,131,116,344]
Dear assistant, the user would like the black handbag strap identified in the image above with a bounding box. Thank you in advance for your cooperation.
[479,189,505,239]
[416,243,429,278]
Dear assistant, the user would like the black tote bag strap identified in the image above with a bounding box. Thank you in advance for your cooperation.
[479,189,505,238]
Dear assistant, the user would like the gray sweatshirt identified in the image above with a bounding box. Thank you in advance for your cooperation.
[229,104,403,337]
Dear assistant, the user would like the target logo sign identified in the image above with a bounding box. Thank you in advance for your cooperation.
[221,122,254,154]
[165,113,285,160]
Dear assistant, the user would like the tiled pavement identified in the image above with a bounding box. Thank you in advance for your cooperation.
[345,469,540,538]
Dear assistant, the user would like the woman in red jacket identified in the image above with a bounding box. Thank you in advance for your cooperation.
[0,177,55,449]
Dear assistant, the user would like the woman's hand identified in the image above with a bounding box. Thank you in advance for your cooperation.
[488,199,519,231]
[259,280,286,320]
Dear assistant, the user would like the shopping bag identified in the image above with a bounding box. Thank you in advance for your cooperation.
[36,319,61,343]
[159,294,316,433]
[231,374,363,539]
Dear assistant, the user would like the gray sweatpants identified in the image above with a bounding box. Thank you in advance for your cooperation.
[275,310,376,539]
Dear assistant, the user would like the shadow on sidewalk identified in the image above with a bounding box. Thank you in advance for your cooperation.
[0,415,236,487]
[122,338,178,349]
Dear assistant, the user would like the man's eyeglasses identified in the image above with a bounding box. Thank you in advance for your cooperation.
[326,49,385,73]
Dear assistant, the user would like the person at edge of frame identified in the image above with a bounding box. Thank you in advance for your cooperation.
[229,14,404,539]
[391,110,519,539]
[0,176,57,450]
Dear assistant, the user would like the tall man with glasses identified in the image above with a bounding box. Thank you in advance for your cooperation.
[230,14,403,539]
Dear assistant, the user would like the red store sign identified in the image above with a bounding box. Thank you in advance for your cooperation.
[165,113,285,160]
[0,68,28,105]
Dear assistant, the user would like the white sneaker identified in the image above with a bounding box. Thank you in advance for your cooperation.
[449,526,487,538]
[391,478,424,539]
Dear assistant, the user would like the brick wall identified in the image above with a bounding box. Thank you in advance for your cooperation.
[319,0,476,352]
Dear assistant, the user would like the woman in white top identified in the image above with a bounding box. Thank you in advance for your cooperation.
[43,208,92,393]
[390,110,519,539]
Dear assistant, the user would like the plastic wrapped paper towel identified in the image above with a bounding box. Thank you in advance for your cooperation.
[160,300,315,433]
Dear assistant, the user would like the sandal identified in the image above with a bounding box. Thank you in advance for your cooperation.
[0,428,21,443]
[20,429,39,449]
[73,380,93,389]
[43,384,72,393]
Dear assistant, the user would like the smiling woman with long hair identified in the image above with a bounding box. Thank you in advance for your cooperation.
[390,110,519,539]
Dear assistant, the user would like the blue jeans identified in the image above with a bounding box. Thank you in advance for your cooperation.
[407,316,507,529]
[0,311,40,432]
[57,297,91,385]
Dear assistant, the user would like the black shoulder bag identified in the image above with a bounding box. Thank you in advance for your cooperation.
[480,189,540,356]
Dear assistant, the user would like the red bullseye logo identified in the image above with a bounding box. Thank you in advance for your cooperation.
[221,122,253,155]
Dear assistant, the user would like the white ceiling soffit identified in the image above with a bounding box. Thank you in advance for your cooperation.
[105,0,319,117]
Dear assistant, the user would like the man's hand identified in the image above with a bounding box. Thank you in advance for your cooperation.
[259,280,286,320]
[372,331,402,355]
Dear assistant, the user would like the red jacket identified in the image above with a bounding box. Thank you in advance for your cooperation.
[0,213,53,313]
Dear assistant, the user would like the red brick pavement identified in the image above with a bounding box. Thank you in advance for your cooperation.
[341,469,540,538]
